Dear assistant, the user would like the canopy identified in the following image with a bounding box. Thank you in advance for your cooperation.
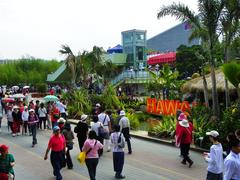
[147,52,176,65]
[107,44,123,54]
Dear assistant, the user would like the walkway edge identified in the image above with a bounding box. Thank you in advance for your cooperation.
[130,133,208,153]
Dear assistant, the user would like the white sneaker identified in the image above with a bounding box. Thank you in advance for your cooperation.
[12,134,16,137]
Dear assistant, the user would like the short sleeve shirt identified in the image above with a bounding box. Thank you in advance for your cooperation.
[0,154,15,175]
[48,134,66,152]
[98,113,110,126]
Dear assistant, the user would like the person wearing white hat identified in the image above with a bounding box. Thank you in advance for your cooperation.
[28,109,39,147]
[74,114,89,151]
[176,119,194,168]
[119,110,132,154]
[21,106,29,135]
[204,130,223,180]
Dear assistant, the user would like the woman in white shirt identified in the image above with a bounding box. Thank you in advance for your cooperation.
[203,130,223,180]
[111,125,125,179]
[91,116,103,156]
[21,106,29,135]
[38,103,47,130]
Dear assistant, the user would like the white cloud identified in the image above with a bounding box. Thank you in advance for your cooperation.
[0,0,198,59]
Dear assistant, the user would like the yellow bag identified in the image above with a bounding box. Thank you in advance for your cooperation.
[77,151,86,165]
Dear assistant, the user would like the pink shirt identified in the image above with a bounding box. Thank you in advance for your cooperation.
[82,139,103,159]
[48,134,66,152]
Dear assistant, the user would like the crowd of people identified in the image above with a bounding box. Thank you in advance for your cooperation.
[175,111,240,180]
[1,94,240,180]
[0,96,132,180]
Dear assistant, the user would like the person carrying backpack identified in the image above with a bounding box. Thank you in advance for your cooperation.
[111,125,125,179]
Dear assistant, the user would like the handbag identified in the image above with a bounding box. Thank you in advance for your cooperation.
[98,115,109,139]
[77,140,97,165]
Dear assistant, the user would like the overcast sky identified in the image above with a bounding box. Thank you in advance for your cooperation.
[0,0,198,60]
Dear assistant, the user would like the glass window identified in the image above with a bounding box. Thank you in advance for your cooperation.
[123,33,133,43]
[136,33,144,40]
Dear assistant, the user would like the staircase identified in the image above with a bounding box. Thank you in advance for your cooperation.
[110,70,152,86]
[47,63,67,82]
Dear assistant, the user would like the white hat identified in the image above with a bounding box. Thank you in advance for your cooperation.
[119,110,126,116]
[179,119,189,128]
[206,130,219,137]
[29,109,35,112]
[95,103,101,107]
[58,117,66,123]
[13,105,19,109]
[80,114,88,121]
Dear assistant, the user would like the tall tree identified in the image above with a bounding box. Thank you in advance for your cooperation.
[157,0,224,120]
[220,0,240,107]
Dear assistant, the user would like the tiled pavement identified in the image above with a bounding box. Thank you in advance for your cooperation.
[0,118,207,180]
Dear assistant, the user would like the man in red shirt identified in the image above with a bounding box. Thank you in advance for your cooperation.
[44,126,66,180]
[176,119,194,168]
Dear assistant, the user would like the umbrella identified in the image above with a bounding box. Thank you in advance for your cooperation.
[12,86,19,90]
[44,95,59,102]
[23,86,30,89]
[10,94,25,98]
[1,98,15,103]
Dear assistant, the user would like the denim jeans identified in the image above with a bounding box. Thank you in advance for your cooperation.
[29,124,37,145]
[50,151,64,180]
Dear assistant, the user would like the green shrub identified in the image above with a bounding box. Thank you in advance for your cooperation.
[126,112,140,130]
[36,83,47,93]
[152,116,176,138]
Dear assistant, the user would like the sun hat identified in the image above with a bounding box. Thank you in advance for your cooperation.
[0,144,8,152]
[206,130,219,137]
[178,113,187,121]
[53,126,60,132]
[119,110,126,116]
[80,114,88,121]
[95,103,101,107]
[179,119,189,128]
[13,105,19,109]
[57,117,66,124]
[29,109,35,113]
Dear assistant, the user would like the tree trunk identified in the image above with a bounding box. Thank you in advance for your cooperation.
[210,64,220,120]
[224,46,231,108]
[202,72,209,107]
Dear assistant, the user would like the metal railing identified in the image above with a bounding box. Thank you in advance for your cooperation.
[111,70,153,85]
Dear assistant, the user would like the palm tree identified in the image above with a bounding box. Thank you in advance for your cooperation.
[157,0,224,119]
[220,0,240,107]
[147,64,180,99]
[59,45,77,88]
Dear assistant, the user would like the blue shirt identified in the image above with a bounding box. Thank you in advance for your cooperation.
[205,143,223,174]
[224,151,240,180]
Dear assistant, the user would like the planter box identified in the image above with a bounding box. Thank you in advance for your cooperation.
[31,93,47,98]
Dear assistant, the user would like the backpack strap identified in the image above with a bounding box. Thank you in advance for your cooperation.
[86,140,97,155]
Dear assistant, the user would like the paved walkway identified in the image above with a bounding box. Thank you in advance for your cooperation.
[0,118,207,180]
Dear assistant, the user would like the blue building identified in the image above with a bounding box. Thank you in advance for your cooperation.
[147,22,200,53]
